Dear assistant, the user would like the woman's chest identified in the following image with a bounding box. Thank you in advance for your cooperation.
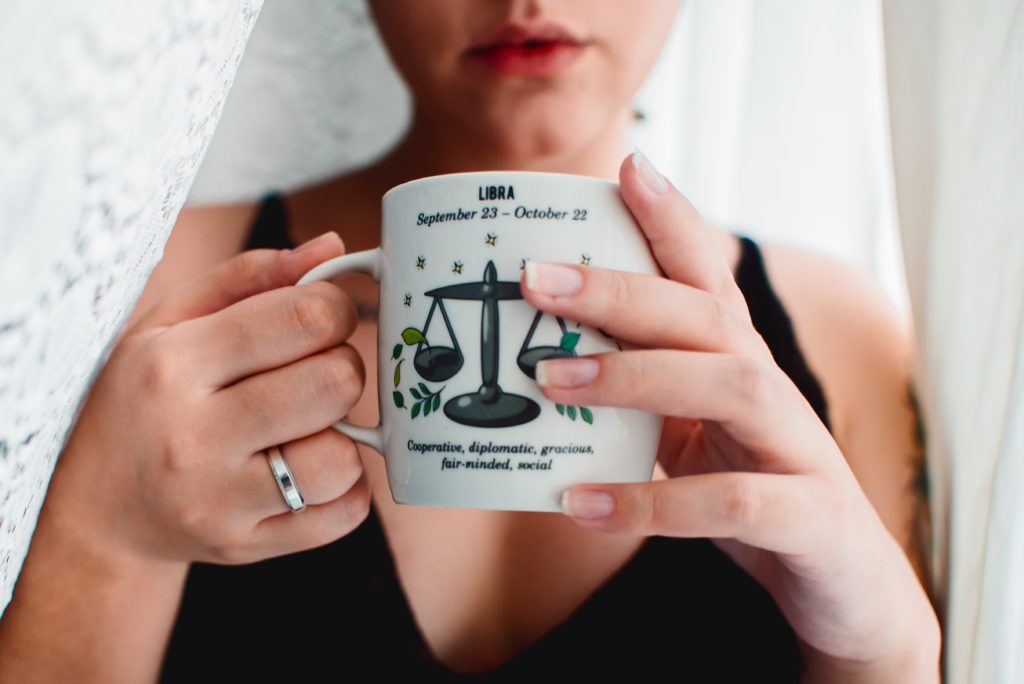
[341,306,656,673]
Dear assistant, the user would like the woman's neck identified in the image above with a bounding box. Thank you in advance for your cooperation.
[380,109,633,183]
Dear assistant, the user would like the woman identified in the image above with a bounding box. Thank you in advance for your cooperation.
[0,1,939,681]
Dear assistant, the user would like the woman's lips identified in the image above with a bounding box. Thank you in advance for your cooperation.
[464,22,587,77]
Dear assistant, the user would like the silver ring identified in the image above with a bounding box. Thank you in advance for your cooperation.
[265,444,305,513]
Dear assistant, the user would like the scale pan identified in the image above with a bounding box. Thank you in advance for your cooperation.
[516,346,575,379]
[414,346,463,382]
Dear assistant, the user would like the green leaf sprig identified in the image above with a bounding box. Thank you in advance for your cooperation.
[555,403,593,424]
[391,328,444,415]
[409,382,444,419]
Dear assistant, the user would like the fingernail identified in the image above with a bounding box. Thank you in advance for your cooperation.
[536,357,599,388]
[631,148,668,195]
[561,489,615,519]
[287,231,336,255]
[524,262,583,297]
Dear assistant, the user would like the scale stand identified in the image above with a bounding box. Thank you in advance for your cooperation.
[423,260,540,428]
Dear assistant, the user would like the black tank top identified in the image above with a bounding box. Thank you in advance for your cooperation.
[159,192,832,681]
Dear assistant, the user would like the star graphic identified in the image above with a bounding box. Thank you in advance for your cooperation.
[485,233,497,246]
[403,293,412,307]
[520,257,528,270]
[580,254,591,266]
[452,261,463,274]
[415,256,425,269]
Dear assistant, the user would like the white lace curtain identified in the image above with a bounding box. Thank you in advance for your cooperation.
[0,0,264,611]
[884,0,1024,680]
[1,1,1021,681]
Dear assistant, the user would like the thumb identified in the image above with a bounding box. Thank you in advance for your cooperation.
[131,230,345,332]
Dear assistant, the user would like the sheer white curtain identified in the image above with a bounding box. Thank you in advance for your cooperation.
[0,0,264,614]
[632,0,908,315]
[884,1,1024,681]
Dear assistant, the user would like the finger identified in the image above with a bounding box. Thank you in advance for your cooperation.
[209,344,366,456]
[240,428,365,517]
[535,350,834,472]
[247,468,372,559]
[132,231,345,331]
[165,279,359,390]
[520,261,768,358]
[619,152,750,318]
[560,472,827,556]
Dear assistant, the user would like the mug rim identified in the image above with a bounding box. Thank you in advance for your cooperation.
[382,170,619,202]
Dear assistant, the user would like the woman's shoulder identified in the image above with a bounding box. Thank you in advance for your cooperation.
[753,239,926,576]
[755,240,912,438]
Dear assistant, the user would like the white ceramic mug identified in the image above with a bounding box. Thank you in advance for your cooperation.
[296,171,665,512]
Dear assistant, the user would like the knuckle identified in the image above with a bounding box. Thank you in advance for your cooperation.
[731,355,775,406]
[605,270,632,316]
[633,487,660,534]
[208,538,249,565]
[159,427,200,474]
[139,335,184,393]
[319,350,363,406]
[194,514,250,564]
[172,496,210,542]
[344,474,372,526]
[321,473,371,542]
[336,434,364,473]
[289,286,338,344]
[338,344,367,390]
[349,493,372,529]
[336,290,360,336]
[229,249,267,285]
[707,293,734,349]
[619,352,647,392]
[306,434,362,493]
[722,478,761,528]
[236,383,276,431]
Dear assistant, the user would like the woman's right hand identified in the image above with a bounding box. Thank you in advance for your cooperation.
[46,230,372,568]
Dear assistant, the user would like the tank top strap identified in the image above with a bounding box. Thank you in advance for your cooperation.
[244,190,292,251]
[732,233,831,433]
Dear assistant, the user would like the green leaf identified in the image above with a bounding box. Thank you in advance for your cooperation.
[580,407,593,424]
[409,387,422,400]
[424,397,432,416]
[566,405,577,421]
[559,332,581,351]
[391,343,403,360]
[418,382,430,395]
[411,401,421,418]
[432,394,440,412]
[393,358,403,387]
[392,390,405,408]
[556,403,565,415]
[402,327,428,346]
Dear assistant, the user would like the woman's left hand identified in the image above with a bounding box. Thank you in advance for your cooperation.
[520,151,940,682]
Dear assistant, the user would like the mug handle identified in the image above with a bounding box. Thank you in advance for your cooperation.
[295,247,385,454]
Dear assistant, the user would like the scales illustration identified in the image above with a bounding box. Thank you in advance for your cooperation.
[411,260,577,428]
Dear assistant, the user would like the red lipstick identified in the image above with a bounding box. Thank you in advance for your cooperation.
[465,22,587,77]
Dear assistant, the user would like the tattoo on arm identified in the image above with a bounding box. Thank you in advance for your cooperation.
[905,380,935,605]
